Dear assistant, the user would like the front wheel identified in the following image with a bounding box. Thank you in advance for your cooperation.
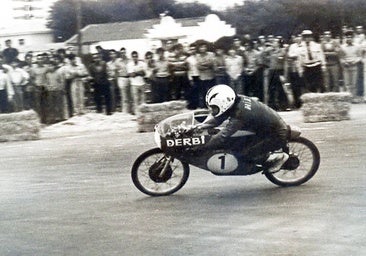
[265,137,320,187]
[131,148,190,196]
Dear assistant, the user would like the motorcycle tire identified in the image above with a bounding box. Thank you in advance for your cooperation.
[265,136,320,187]
[131,148,190,196]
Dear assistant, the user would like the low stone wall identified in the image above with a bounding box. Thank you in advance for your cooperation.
[0,110,41,142]
[136,101,188,132]
[301,92,352,123]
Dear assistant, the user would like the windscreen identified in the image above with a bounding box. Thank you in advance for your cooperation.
[155,110,209,138]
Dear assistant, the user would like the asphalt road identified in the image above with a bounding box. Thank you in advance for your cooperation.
[0,105,365,256]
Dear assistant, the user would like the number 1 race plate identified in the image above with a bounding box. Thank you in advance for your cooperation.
[207,153,238,174]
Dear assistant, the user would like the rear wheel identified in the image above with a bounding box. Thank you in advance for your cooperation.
[131,148,190,196]
[265,137,320,187]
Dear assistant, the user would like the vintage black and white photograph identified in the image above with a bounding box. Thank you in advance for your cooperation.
[0,0,365,255]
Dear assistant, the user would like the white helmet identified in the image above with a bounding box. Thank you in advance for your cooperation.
[205,84,237,117]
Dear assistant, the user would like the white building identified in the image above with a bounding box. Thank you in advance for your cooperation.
[0,0,59,56]
[66,14,236,56]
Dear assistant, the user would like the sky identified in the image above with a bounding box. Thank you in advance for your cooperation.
[176,0,244,10]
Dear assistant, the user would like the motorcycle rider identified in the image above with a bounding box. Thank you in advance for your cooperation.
[196,84,289,172]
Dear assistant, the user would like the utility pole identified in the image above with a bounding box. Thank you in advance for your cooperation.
[338,0,344,40]
[75,0,82,56]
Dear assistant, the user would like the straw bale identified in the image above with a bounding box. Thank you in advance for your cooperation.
[138,100,186,113]
[301,92,352,103]
[303,114,350,123]
[138,103,165,113]
[0,110,40,122]
[301,92,351,123]
[166,100,187,110]
[136,101,187,132]
[0,110,41,142]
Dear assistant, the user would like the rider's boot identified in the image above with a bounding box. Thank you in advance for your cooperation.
[265,152,289,173]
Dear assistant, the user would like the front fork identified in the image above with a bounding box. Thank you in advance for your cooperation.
[158,156,173,178]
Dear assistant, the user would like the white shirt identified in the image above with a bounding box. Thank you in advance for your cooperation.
[298,41,326,73]
[340,43,362,65]
[287,42,303,72]
[0,70,14,97]
[127,60,147,86]
[225,55,243,79]
[360,40,366,60]
[186,55,199,78]
[8,67,30,86]
[354,34,365,46]
[288,43,302,59]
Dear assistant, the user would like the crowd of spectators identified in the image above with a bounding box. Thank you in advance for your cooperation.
[0,25,366,124]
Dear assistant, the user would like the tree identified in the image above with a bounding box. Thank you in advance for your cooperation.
[221,0,366,41]
[47,0,212,42]
[48,0,366,43]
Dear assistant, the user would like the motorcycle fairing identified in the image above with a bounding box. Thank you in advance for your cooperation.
[170,148,262,176]
[154,110,264,176]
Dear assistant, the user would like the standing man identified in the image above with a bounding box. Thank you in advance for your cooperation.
[361,34,366,102]
[0,65,14,113]
[196,42,216,108]
[261,39,274,105]
[354,26,365,99]
[29,54,50,123]
[354,26,365,45]
[254,36,267,102]
[287,35,304,108]
[95,45,110,62]
[298,30,326,93]
[186,43,200,109]
[43,57,64,124]
[214,47,228,85]
[68,54,89,115]
[106,49,119,112]
[144,51,155,103]
[151,47,170,103]
[21,52,35,110]
[225,48,243,94]
[267,38,288,111]
[168,43,189,101]
[243,41,261,99]
[115,47,131,113]
[339,30,363,102]
[8,60,30,112]
[2,39,19,64]
[164,40,175,60]
[233,37,246,58]
[89,53,112,115]
[51,55,68,122]
[127,51,147,114]
[321,31,341,92]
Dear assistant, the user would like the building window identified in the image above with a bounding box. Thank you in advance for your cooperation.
[19,39,25,46]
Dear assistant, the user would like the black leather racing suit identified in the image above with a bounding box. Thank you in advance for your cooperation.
[201,95,288,162]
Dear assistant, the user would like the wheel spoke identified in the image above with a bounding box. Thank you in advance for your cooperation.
[132,150,189,196]
[271,139,318,183]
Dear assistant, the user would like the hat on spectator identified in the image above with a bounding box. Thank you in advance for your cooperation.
[301,30,313,36]
[344,29,354,37]
[233,37,241,42]
[172,43,183,51]
[265,41,272,46]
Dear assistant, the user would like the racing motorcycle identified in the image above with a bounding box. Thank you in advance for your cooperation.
[131,110,320,196]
